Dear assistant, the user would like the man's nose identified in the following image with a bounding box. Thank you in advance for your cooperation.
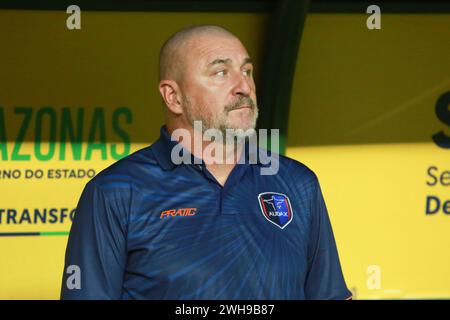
[232,73,252,97]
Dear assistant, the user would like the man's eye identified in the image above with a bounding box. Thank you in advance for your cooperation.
[243,69,252,76]
[215,70,227,76]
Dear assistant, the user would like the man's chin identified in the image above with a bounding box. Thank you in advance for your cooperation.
[223,123,257,136]
[228,120,257,132]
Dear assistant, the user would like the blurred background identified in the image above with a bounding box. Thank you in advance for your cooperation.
[0,0,449,299]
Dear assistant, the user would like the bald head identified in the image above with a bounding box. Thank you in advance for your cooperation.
[159,25,238,82]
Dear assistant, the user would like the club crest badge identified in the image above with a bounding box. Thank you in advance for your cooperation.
[258,192,293,229]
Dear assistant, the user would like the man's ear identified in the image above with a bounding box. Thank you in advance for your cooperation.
[158,80,183,115]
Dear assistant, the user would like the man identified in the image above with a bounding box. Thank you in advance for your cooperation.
[61,25,352,300]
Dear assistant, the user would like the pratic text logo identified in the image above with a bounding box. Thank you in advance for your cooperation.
[160,208,198,219]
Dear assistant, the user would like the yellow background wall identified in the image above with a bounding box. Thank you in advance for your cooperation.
[287,14,450,299]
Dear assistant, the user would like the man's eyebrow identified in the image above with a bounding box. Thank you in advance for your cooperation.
[241,57,253,67]
[207,58,232,68]
[206,57,253,68]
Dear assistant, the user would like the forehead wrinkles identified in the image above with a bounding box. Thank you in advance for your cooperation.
[186,36,247,70]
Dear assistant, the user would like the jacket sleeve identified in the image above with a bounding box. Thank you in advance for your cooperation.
[60,180,127,299]
[304,178,352,300]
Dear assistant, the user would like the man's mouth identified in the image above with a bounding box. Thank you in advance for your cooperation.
[231,105,252,110]
[225,98,255,113]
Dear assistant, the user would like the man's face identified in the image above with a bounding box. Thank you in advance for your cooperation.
[179,34,258,134]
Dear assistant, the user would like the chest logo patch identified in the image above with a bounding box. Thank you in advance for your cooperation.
[258,192,293,229]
